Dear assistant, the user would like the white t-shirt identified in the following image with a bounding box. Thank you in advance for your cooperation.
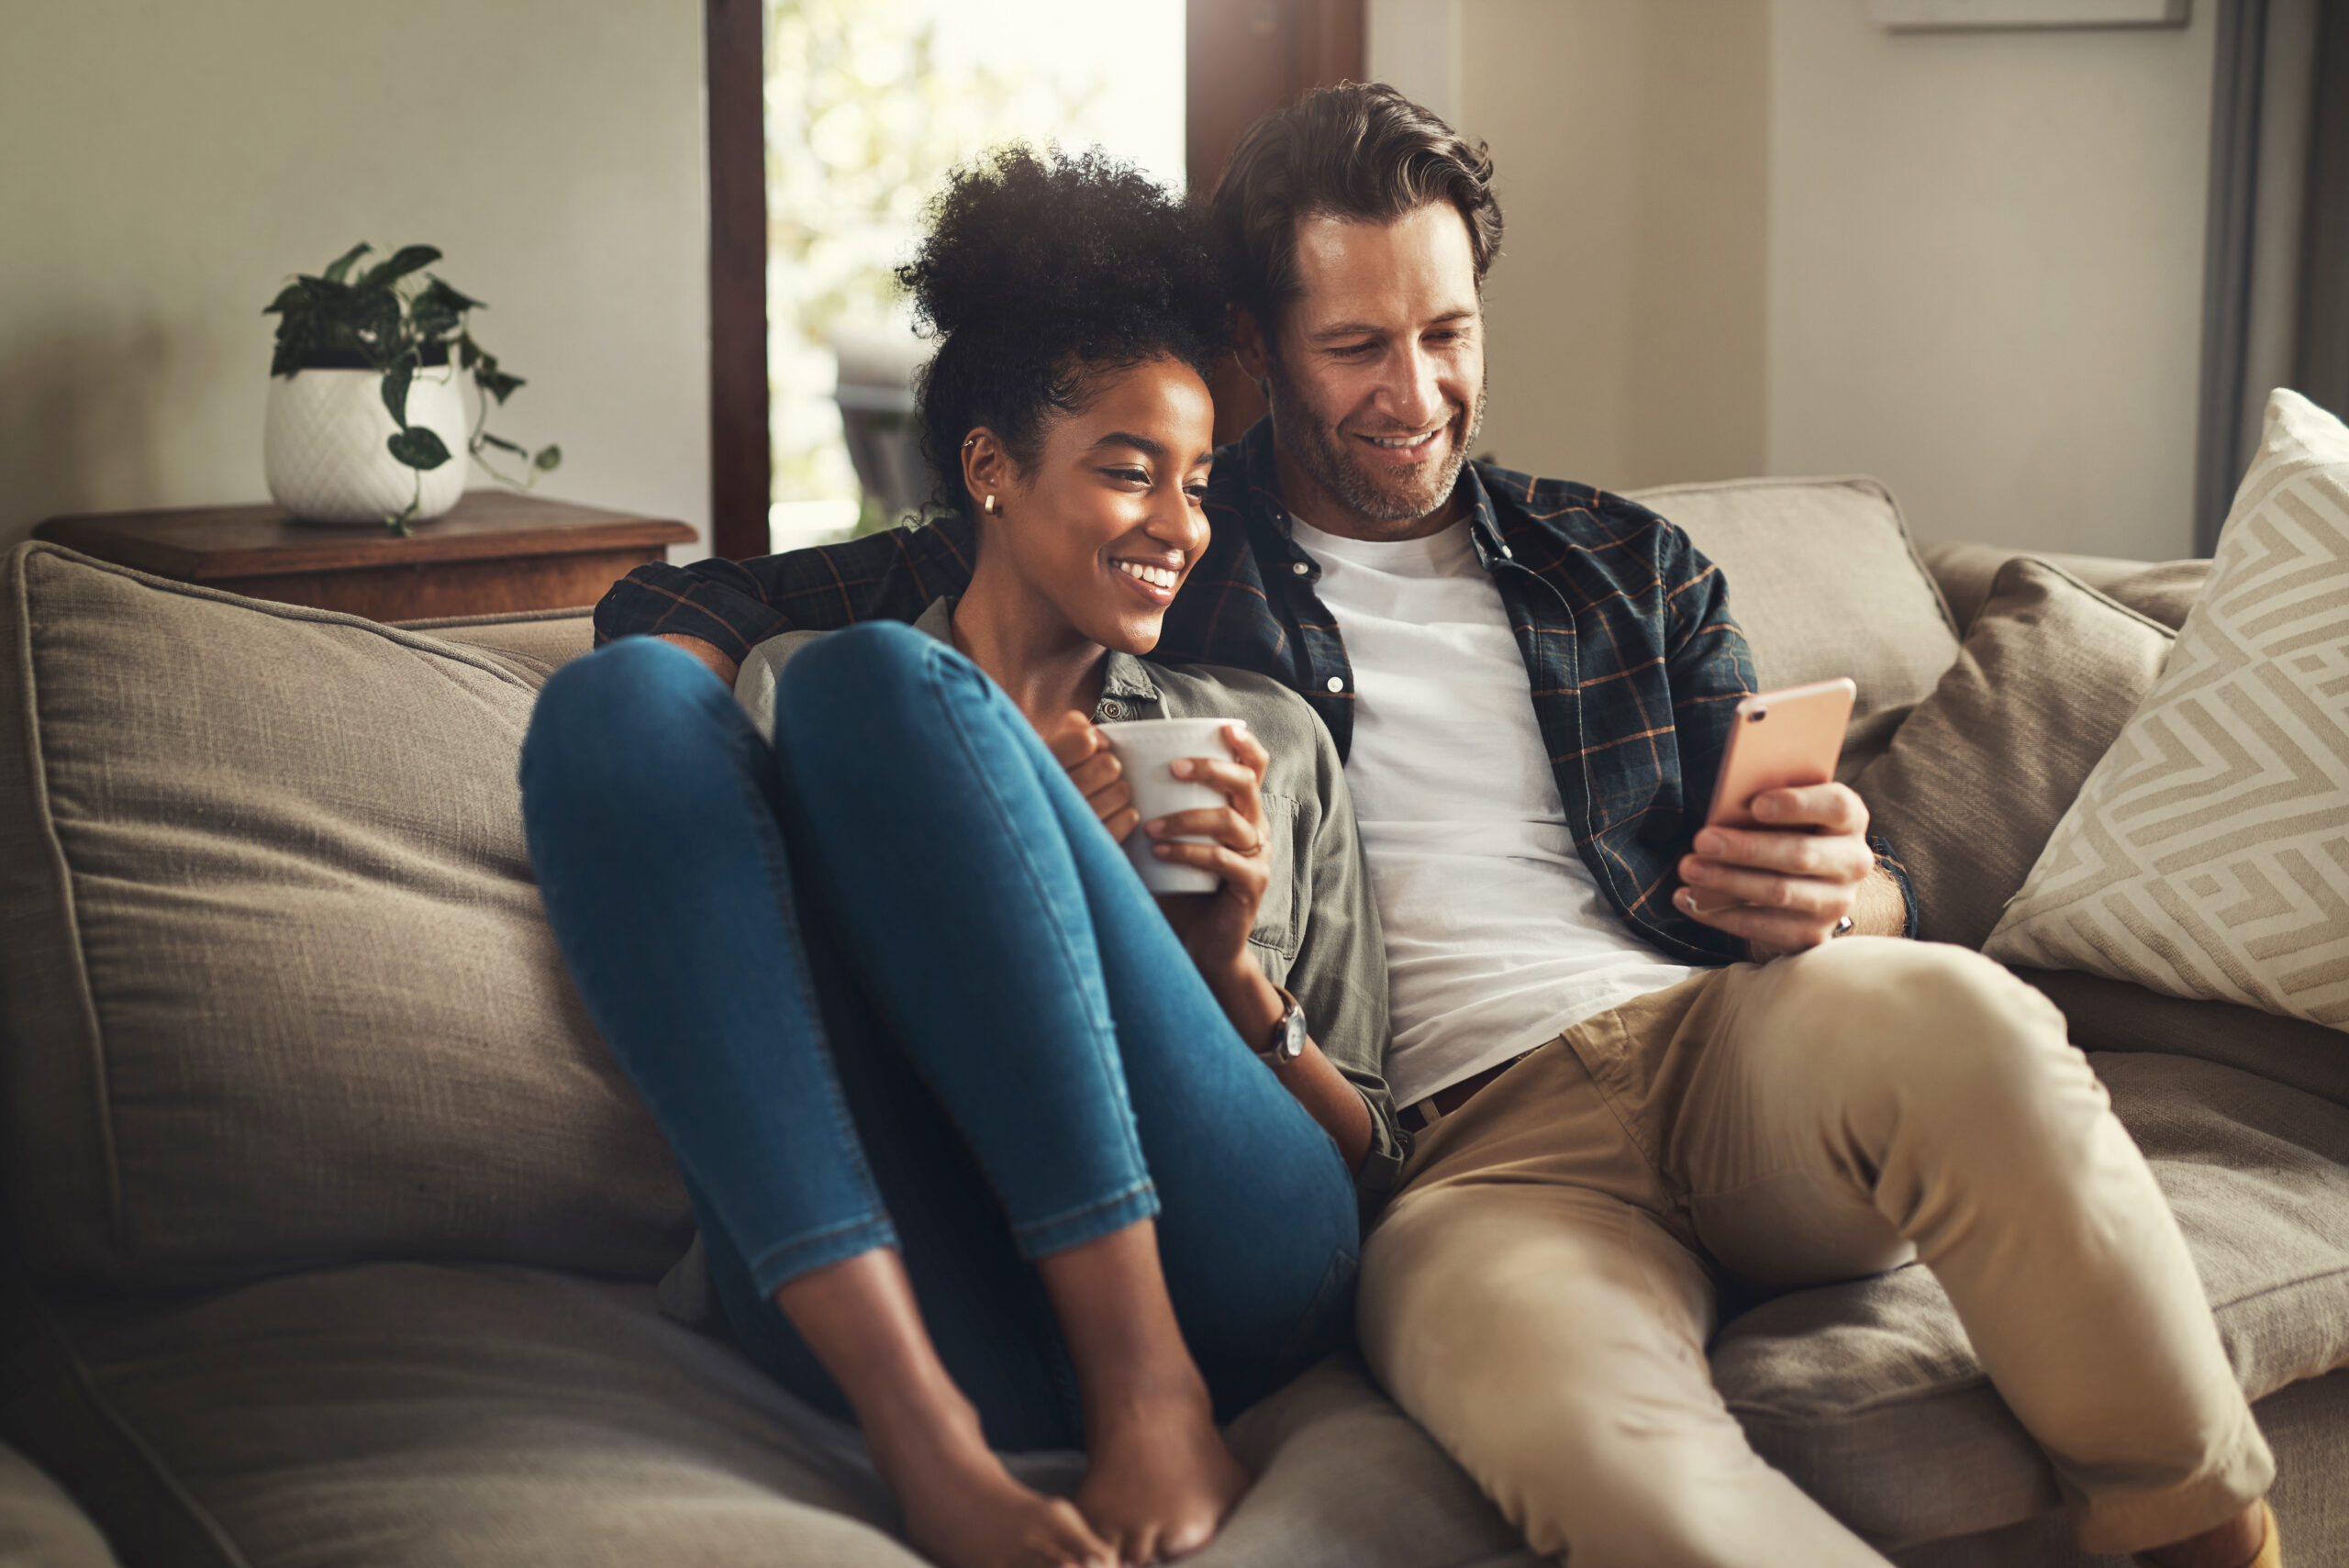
[1290,515,1697,1108]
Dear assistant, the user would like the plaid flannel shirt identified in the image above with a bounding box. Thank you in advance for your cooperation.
[596,419,1919,962]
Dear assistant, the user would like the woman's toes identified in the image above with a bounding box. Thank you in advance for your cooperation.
[1032,1499,1115,1568]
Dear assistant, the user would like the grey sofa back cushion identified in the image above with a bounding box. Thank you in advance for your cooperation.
[0,544,690,1289]
[1855,559,2176,949]
[1628,476,1961,779]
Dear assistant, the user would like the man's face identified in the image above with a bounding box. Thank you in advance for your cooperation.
[1253,202,1486,540]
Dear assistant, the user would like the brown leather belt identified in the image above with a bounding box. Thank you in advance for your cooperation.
[1397,1051,1535,1135]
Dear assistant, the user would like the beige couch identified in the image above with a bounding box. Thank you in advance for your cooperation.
[2,473,2343,1568]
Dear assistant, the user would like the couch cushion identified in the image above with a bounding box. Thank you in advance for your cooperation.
[0,544,688,1288]
[1887,1370,2349,1567]
[1918,541,2209,639]
[2017,966,2349,1111]
[1985,390,2349,1029]
[0,1262,1539,1568]
[1855,560,2176,948]
[0,1441,119,1566]
[394,607,596,675]
[1711,1051,2349,1549]
[1629,475,1960,779]
[2100,559,2212,633]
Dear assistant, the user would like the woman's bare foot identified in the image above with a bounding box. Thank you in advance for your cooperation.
[2138,1501,2275,1568]
[773,1252,1113,1568]
[1072,1376,1251,1563]
[1035,1222,1254,1562]
[869,1404,1115,1568]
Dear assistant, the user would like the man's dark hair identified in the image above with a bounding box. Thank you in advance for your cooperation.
[898,145,1227,518]
[1208,82,1504,334]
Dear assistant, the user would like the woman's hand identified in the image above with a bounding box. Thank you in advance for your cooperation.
[1147,723,1273,994]
[1042,712,1138,842]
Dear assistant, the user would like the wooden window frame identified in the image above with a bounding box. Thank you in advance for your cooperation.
[700,0,1363,560]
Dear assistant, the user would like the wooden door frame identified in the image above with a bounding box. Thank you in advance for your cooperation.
[699,0,1364,560]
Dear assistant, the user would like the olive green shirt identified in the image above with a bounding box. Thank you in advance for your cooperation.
[735,597,1404,1201]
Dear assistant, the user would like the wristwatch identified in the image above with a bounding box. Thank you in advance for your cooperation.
[1258,986,1308,1065]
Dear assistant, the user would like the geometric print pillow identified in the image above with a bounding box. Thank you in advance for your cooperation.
[1984,388,2349,1029]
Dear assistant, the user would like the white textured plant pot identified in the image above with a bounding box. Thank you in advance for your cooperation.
[263,366,469,524]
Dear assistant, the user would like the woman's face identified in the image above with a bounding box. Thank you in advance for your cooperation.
[968,356,1217,655]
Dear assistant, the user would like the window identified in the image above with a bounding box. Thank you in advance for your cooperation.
[702,0,1362,562]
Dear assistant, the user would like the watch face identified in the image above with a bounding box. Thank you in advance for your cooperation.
[1276,1003,1308,1060]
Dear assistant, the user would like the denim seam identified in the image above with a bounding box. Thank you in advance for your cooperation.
[1008,1177,1159,1255]
[744,1213,899,1294]
[918,642,1155,1196]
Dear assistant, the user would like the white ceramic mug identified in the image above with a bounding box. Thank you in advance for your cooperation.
[1099,717,1241,895]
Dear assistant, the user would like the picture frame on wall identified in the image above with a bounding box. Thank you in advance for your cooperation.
[1868,0,2189,28]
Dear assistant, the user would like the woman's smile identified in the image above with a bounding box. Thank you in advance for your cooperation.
[1110,553,1186,606]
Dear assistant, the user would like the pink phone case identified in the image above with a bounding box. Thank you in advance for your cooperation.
[1705,678,1856,828]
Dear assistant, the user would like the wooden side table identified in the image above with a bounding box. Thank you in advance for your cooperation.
[33,492,697,622]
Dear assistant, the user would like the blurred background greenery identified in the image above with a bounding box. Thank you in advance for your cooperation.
[763,0,1185,550]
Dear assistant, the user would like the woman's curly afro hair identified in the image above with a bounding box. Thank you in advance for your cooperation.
[897,145,1228,518]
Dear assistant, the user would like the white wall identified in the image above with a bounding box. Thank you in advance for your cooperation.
[0,0,710,552]
[1375,0,1771,494]
[1767,0,2215,559]
[1370,0,2218,560]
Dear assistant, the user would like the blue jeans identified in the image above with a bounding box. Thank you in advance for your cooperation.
[518,625,1359,1451]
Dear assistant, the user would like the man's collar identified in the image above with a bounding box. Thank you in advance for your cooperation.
[916,595,1161,704]
[1232,414,1511,568]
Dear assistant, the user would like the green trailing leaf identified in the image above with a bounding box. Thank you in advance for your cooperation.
[457,333,481,370]
[479,369,524,405]
[262,282,307,316]
[532,444,562,472]
[407,293,460,340]
[355,245,441,292]
[475,432,528,456]
[352,288,401,351]
[269,339,306,378]
[380,362,413,428]
[322,242,372,284]
[386,427,452,471]
[420,275,482,313]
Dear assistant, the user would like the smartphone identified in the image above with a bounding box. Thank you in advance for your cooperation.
[1704,678,1856,829]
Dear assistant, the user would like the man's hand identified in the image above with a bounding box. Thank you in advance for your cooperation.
[656,633,739,686]
[1674,783,1891,960]
[1042,712,1138,842]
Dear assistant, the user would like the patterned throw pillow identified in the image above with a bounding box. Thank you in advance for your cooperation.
[1984,389,2349,1029]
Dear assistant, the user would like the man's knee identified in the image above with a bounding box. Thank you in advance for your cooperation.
[1776,940,2077,1103]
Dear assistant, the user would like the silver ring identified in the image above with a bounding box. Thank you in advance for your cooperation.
[1831,914,1855,938]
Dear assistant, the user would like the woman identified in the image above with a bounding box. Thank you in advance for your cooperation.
[518,148,1397,1568]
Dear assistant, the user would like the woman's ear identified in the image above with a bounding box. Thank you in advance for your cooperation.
[960,428,1013,515]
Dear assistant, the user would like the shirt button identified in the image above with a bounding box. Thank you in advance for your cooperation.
[1325,676,1344,694]
[1291,561,1310,575]
[1098,700,1124,720]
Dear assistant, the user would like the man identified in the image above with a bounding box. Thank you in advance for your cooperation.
[595,84,2277,1568]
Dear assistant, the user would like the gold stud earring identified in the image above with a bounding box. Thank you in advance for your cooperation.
[983,495,998,515]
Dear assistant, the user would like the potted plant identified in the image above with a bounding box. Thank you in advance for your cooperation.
[262,242,561,535]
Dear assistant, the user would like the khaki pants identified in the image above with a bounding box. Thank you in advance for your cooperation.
[1358,939,2272,1566]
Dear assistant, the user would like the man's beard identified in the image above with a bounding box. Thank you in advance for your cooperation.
[1265,357,1486,526]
